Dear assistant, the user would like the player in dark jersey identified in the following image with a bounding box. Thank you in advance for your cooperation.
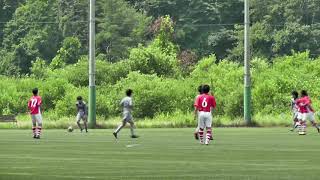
[76,96,88,133]
[290,91,299,131]
[193,85,203,140]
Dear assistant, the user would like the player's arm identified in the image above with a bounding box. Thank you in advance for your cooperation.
[193,97,200,120]
[38,97,42,106]
[210,96,217,113]
[211,96,216,109]
[119,98,124,106]
[129,98,133,109]
[27,99,31,111]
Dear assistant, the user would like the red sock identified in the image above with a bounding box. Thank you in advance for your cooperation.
[199,128,204,142]
[32,127,36,135]
[37,126,42,136]
[206,128,212,143]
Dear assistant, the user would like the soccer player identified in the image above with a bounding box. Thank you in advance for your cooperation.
[290,91,299,131]
[76,96,88,133]
[193,85,203,140]
[113,89,139,139]
[194,84,216,145]
[27,88,43,139]
[296,90,320,134]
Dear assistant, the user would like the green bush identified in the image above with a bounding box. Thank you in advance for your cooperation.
[1,52,320,128]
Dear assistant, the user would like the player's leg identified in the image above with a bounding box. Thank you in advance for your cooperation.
[128,119,138,138]
[113,116,127,138]
[35,114,43,139]
[296,113,302,133]
[298,113,307,135]
[205,113,213,145]
[308,112,320,133]
[76,113,83,132]
[290,112,299,131]
[83,115,88,133]
[194,121,199,140]
[300,120,307,135]
[198,112,205,144]
[31,115,37,138]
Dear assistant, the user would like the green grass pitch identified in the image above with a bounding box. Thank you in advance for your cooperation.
[0,128,320,180]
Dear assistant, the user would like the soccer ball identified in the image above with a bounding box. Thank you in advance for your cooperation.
[298,131,306,135]
[67,126,73,132]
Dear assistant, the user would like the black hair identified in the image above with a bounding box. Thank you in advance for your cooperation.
[202,84,210,94]
[301,90,308,97]
[126,89,133,96]
[77,96,83,101]
[32,88,38,95]
[198,85,203,94]
[291,91,298,99]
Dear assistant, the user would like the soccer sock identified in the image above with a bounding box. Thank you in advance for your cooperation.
[115,123,125,134]
[32,126,36,136]
[130,125,135,136]
[293,120,298,129]
[194,127,199,133]
[84,122,88,132]
[37,126,42,136]
[77,121,82,130]
[206,128,212,144]
[199,128,204,143]
[301,122,306,133]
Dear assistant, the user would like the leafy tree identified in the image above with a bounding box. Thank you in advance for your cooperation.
[2,0,61,74]
[96,0,151,61]
[0,0,25,44]
[57,0,88,53]
[50,36,82,70]
[128,16,180,77]
[132,0,243,60]
[30,57,48,79]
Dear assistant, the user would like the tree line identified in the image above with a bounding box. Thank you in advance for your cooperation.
[1,0,320,76]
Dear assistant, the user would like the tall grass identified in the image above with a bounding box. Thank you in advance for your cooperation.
[0,111,303,129]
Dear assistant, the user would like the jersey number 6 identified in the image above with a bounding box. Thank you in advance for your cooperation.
[202,98,208,107]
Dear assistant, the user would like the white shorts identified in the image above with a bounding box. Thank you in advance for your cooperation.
[123,112,133,123]
[198,111,212,129]
[292,111,298,120]
[298,112,315,122]
[31,114,42,126]
[76,112,87,123]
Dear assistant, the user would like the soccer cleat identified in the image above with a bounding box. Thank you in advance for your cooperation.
[80,129,83,133]
[317,128,320,133]
[86,130,88,133]
[113,132,118,139]
[131,135,139,138]
[210,136,213,140]
[194,132,199,140]
[35,135,40,139]
[33,135,37,138]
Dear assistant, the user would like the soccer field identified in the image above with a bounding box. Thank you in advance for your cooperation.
[0,128,319,180]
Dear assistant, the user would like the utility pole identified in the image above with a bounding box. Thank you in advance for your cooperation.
[244,0,251,125]
[89,0,96,128]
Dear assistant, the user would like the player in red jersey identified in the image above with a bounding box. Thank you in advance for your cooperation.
[296,90,319,134]
[27,88,43,139]
[194,84,216,145]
